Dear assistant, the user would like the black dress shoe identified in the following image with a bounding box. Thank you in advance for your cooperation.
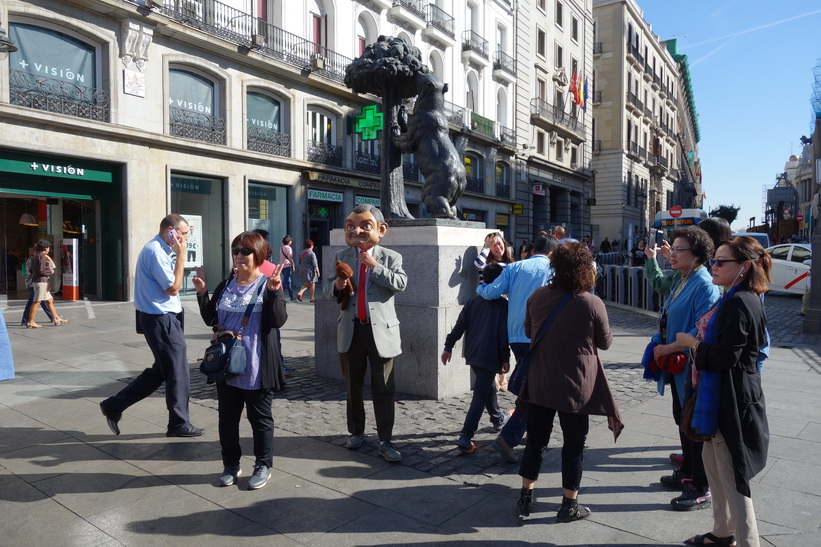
[166,424,204,437]
[100,403,122,436]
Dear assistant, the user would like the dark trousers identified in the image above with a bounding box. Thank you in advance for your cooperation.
[216,382,274,468]
[671,379,708,490]
[21,287,53,324]
[499,342,530,447]
[281,267,295,299]
[519,403,589,491]
[102,311,190,430]
[460,366,502,439]
[339,321,395,442]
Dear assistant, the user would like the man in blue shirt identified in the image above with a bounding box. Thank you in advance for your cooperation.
[477,235,558,463]
[100,214,203,437]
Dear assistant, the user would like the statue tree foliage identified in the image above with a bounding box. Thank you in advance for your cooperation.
[344,36,429,219]
[710,204,741,225]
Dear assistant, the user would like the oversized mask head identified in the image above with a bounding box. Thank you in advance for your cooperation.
[344,206,388,250]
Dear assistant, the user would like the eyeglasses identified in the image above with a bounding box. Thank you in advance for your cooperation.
[670,247,692,255]
[708,258,744,268]
[231,247,254,256]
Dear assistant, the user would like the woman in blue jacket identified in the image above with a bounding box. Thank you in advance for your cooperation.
[653,227,719,505]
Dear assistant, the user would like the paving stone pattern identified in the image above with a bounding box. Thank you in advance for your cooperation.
[141,293,816,487]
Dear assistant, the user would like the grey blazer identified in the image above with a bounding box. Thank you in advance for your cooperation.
[323,245,407,358]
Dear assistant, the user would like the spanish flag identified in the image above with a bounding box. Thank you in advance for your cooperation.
[569,70,578,105]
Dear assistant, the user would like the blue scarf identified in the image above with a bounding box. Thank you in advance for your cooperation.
[692,284,742,436]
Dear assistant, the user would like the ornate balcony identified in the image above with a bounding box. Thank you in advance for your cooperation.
[625,91,640,112]
[353,150,381,174]
[492,50,517,85]
[247,127,291,157]
[495,182,511,199]
[388,0,427,31]
[498,124,516,149]
[170,106,226,144]
[465,175,485,194]
[403,160,419,182]
[443,100,466,127]
[152,0,352,83]
[593,42,603,55]
[10,69,110,122]
[529,97,586,142]
[461,30,490,68]
[470,112,494,138]
[307,140,343,167]
[423,4,456,47]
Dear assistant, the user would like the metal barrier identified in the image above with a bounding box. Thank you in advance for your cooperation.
[596,265,667,314]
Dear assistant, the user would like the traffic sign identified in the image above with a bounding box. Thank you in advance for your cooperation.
[796,214,805,222]
[670,205,683,218]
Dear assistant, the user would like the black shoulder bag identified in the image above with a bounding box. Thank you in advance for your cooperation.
[508,293,573,396]
[200,279,266,383]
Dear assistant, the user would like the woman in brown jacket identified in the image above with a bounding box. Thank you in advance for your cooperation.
[517,242,624,521]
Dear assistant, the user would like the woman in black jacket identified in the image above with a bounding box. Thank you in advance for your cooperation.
[193,231,287,491]
[676,236,770,547]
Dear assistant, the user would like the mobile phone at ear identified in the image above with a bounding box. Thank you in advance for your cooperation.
[166,228,179,245]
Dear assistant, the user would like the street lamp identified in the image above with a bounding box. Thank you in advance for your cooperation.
[0,22,18,60]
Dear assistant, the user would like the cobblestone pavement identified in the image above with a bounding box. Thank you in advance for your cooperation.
[140,293,816,488]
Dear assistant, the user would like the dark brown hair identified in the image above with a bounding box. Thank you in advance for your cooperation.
[549,242,594,293]
[230,231,270,267]
[304,239,314,248]
[672,226,714,266]
[721,236,772,294]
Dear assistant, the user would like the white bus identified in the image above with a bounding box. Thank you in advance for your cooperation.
[653,208,708,244]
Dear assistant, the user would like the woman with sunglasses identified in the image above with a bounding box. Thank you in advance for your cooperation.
[296,239,320,302]
[193,231,287,490]
[676,237,770,547]
[652,227,719,506]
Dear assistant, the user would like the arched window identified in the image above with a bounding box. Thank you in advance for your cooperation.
[464,153,484,193]
[8,22,109,121]
[495,162,511,198]
[168,68,225,144]
[247,91,290,157]
[496,88,508,127]
[466,71,479,112]
[309,0,326,53]
[428,52,444,81]
[306,107,341,166]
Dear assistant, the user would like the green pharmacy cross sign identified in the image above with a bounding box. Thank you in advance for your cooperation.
[354,105,383,141]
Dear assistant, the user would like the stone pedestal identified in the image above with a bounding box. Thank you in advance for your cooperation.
[315,221,491,399]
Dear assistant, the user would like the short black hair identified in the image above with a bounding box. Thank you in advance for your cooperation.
[482,263,504,284]
[282,235,293,245]
[35,239,51,252]
[533,235,559,255]
[672,226,714,265]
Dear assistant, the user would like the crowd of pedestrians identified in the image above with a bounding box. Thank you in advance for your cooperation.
[86,211,768,546]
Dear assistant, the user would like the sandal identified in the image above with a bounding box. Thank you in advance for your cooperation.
[54,318,69,326]
[26,322,42,329]
[684,532,736,546]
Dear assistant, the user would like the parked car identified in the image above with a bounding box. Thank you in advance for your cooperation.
[732,232,772,249]
[764,243,811,295]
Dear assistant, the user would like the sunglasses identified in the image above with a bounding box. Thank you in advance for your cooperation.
[231,247,254,256]
[708,258,744,268]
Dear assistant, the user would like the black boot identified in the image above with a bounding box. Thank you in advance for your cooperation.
[556,495,591,523]
[517,487,534,516]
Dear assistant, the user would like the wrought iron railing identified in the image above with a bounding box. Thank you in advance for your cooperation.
[493,50,516,77]
[643,105,653,118]
[354,150,380,174]
[392,0,426,20]
[638,145,646,159]
[247,127,290,157]
[307,140,343,167]
[425,4,455,38]
[169,106,226,144]
[470,112,494,138]
[443,100,465,126]
[495,182,510,199]
[403,160,419,182]
[628,141,638,156]
[529,98,586,137]
[626,91,639,108]
[499,124,515,145]
[465,175,484,194]
[594,90,603,103]
[148,0,351,82]
[593,140,602,152]
[593,42,602,54]
[9,69,110,122]
[461,30,489,60]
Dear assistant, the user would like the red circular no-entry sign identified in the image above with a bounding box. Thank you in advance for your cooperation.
[797,214,805,222]
[670,206,683,218]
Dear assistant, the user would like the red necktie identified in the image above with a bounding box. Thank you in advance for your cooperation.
[357,252,367,321]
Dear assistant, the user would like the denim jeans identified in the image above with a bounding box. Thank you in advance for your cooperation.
[281,267,295,299]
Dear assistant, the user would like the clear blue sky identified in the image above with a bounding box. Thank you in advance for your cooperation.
[637,0,821,231]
